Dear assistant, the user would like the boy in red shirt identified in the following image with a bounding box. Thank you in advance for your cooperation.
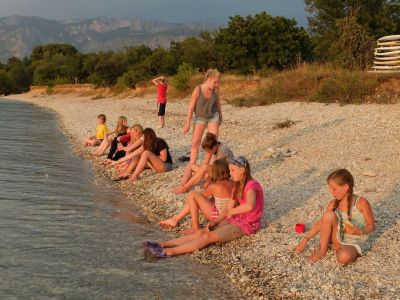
[152,76,168,128]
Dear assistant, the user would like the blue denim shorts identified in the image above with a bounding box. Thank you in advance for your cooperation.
[164,162,173,172]
[193,112,220,126]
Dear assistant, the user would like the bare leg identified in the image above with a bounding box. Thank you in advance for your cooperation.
[93,137,110,155]
[309,211,339,263]
[190,123,206,164]
[183,190,214,234]
[174,163,201,194]
[119,156,139,177]
[207,122,220,138]
[160,228,206,248]
[130,151,166,181]
[159,204,190,227]
[180,165,210,193]
[336,246,359,265]
[164,231,221,256]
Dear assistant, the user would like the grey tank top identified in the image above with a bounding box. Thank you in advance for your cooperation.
[194,85,218,118]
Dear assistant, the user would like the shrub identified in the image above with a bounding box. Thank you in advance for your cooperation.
[171,63,196,93]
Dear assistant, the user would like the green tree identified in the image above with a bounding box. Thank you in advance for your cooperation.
[0,70,12,95]
[215,12,311,72]
[305,0,400,60]
[331,17,374,70]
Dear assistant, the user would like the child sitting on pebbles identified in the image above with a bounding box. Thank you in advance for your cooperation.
[144,156,264,258]
[159,158,234,234]
[296,169,375,265]
[174,133,234,194]
[84,114,108,147]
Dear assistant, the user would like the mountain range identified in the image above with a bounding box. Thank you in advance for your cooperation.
[0,15,219,62]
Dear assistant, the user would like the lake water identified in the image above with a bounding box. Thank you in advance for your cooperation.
[0,99,234,300]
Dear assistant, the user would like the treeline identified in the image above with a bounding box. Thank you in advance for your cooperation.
[0,2,399,95]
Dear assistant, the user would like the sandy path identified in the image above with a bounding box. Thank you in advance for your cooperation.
[3,93,400,299]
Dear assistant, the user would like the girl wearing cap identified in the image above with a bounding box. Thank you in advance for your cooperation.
[144,156,265,258]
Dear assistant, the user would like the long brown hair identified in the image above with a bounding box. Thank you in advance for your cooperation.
[143,128,158,152]
[202,132,218,150]
[210,159,230,182]
[115,116,128,135]
[231,156,252,200]
[327,169,354,219]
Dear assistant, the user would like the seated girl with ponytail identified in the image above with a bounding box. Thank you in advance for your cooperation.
[144,156,264,258]
[296,169,375,265]
[159,158,234,233]
[174,133,234,194]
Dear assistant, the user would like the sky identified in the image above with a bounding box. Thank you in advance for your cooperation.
[0,0,308,26]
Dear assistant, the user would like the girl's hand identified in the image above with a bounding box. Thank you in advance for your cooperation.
[117,145,124,151]
[183,122,190,135]
[221,208,232,219]
[344,223,362,235]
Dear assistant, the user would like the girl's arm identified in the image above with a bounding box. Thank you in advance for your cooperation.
[216,92,223,123]
[202,151,213,166]
[159,149,167,162]
[111,146,144,166]
[152,77,160,86]
[226,189,256,217]
[345,198,375,235]
[121,138,143,153]
[183,87,199,135]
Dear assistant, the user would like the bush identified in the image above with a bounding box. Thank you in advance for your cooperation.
[171,63,197,93]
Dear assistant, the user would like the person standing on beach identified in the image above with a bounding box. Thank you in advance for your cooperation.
[152,76,168,128]
[183,69,222,164]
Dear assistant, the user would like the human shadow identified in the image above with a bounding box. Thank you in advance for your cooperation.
[260,167,328,228]
[364,183,400,251]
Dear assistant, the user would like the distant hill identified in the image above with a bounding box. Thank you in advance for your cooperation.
[0,15,219,62]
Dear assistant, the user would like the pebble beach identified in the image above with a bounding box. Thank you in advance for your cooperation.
[4,92,400,299]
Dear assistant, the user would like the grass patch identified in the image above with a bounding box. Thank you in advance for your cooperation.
[274,119,296,129]
[92,93,105,100]
[228,64,400,107]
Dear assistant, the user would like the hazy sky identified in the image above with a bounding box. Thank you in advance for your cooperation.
[0,0,307,26]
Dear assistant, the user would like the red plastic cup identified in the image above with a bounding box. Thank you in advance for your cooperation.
[295,223,305,234]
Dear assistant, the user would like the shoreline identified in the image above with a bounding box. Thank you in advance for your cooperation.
[2,93,400,299]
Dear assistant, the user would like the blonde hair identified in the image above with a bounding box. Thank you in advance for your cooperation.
[130,124,143,141]
[115,116,128,135]
[205,69,220,80]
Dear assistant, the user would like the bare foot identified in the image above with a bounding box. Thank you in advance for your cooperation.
[174,185,187,194]
[129,175,138,182]
[295,238,308,254]
[308,250,326,263]
[181,227,200,235]
[159,217,178,228]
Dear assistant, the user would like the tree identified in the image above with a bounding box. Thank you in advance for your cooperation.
[305,0,400,60]
[331,17,374,70]
[215,12,311,72]
[0,70,12,95]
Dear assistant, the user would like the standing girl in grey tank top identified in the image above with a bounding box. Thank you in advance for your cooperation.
[183,69,223,164]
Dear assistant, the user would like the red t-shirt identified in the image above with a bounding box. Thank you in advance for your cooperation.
[119,133,131,144]
[157,83,167,104]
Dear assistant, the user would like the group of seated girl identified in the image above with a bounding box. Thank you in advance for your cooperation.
[84,115,173,182]
[150,161,375,265]
[84,115,375,266]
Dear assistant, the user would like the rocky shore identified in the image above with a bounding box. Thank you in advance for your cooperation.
[4,93,400,299]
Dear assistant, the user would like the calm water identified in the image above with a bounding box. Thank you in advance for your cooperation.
[0,99,234,300]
